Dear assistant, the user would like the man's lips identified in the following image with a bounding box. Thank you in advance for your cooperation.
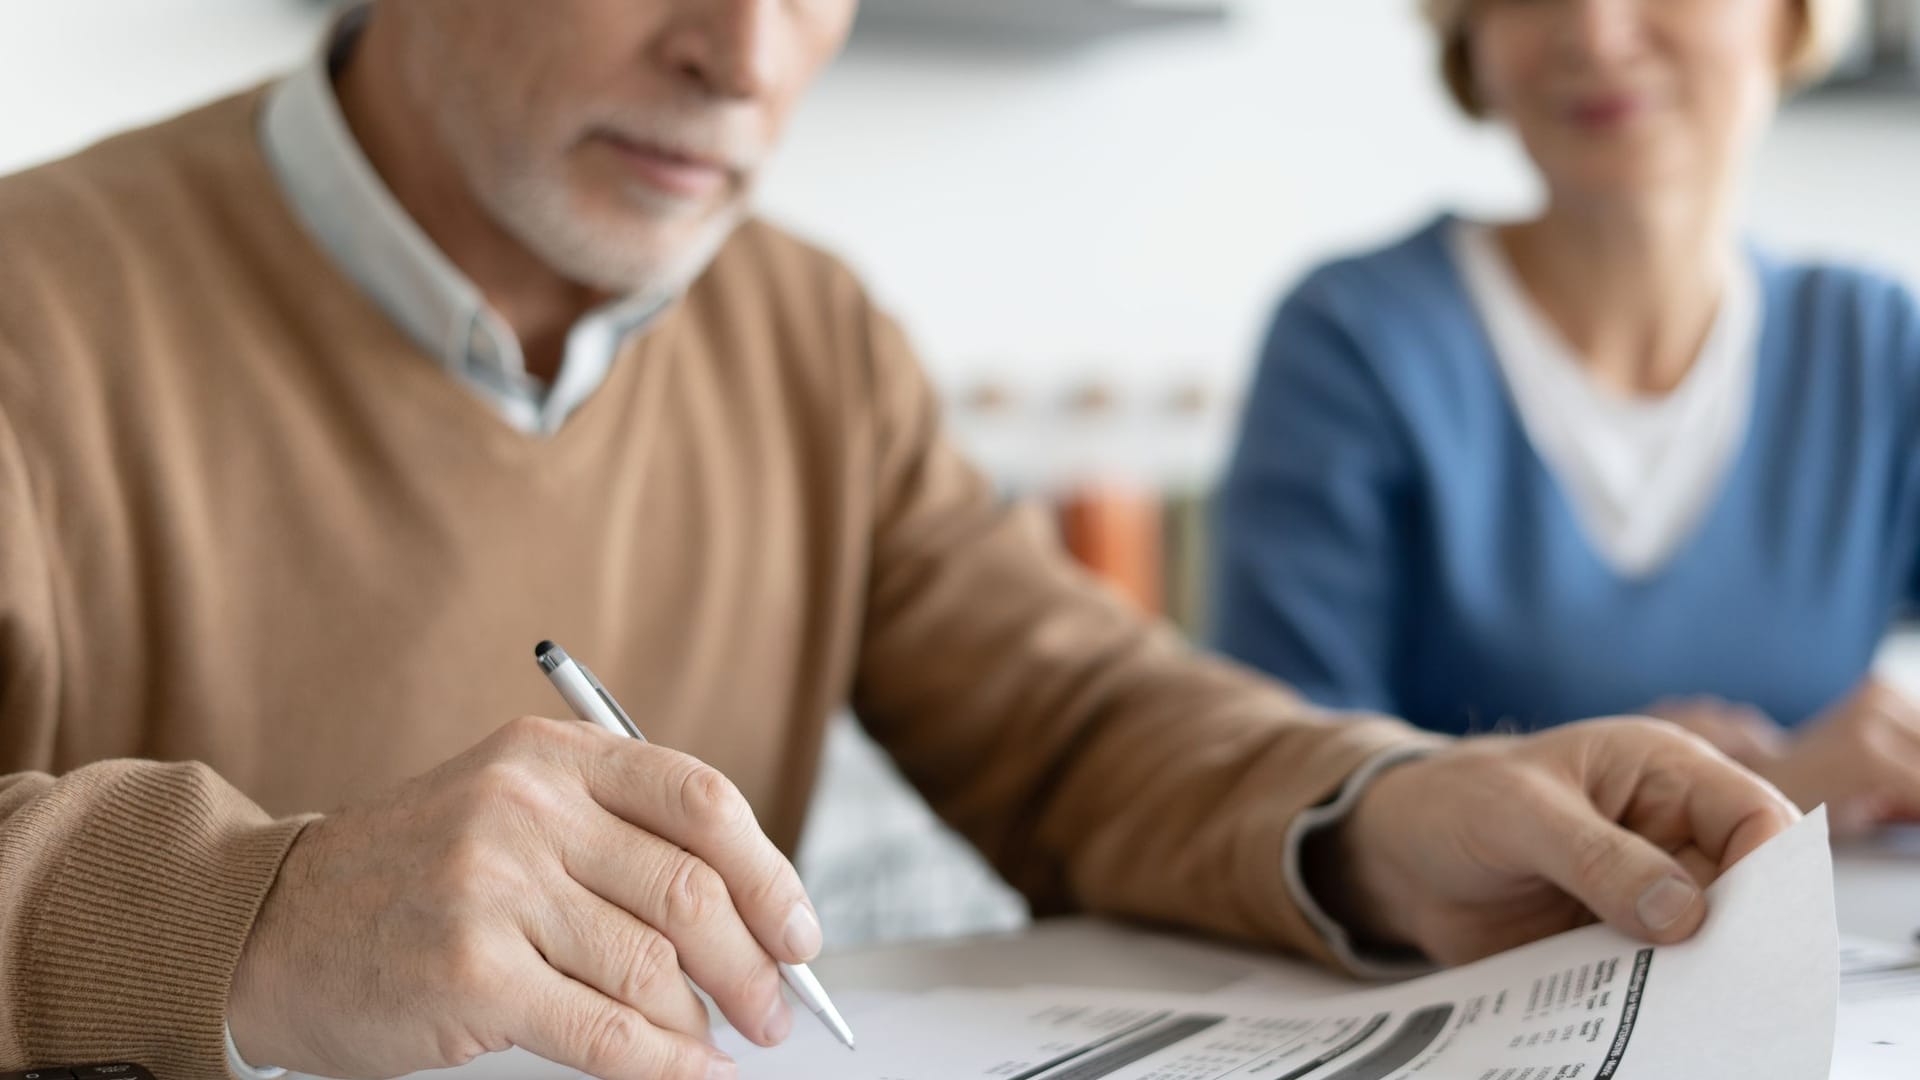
[595,132,734,198]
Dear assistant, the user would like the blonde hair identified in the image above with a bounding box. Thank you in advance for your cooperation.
[1423,0,1861,117]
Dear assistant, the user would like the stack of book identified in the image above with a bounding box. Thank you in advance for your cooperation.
[946,375,1236,640]
[1056,483,1215,637]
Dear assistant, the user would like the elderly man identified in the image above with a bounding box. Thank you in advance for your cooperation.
[0,3,1794,1079]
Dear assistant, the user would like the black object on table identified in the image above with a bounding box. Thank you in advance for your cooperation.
[1,1065,155,1080]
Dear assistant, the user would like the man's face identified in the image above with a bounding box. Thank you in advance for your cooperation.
[385,0,857,298]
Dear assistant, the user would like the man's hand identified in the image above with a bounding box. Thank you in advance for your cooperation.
[227,716,822,1080]
[1305,719,1799,967]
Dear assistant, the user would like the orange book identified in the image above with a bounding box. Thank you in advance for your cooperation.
[1058,485,1164,617]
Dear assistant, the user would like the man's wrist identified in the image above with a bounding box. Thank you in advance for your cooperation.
[226,1020,288,1080]
[226,815,316,1077]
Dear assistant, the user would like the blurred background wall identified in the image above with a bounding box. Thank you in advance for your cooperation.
[6,0,1918,945]
[8,1,1919,395]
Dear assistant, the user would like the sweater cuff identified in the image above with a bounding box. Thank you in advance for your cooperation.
[1233,716,1449,972]
[11,761,313,1079]
[1281,744,1439,979]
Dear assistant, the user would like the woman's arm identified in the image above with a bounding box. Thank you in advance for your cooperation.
[1212,278,1420,715]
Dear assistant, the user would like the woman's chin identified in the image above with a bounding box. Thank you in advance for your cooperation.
[1540,156,1704,209]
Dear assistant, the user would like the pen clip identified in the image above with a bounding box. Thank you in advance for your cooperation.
[579,662,647,743]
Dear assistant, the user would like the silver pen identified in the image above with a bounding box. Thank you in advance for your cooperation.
[534,640,857,1051]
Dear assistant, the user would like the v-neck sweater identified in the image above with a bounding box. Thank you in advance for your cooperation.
[1216,215,1920,734]
[0,91,1434,1075]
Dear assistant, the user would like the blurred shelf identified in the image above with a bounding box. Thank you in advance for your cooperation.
[1808,71,1920,99]
[855,0,1231,36]
[1811,0,1920,97]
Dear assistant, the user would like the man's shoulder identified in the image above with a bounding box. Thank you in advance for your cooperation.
[0,88,268,245]
[681,219,930,432]
[0,89,276,413]
[687,217,889,366]
[0,89,274,342]
[701,217,869,308]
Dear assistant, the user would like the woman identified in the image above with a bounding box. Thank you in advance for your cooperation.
[1214,0,1920,832]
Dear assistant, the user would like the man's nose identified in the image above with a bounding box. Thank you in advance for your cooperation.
[662,0,781,101]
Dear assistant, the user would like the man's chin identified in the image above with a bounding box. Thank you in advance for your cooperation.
[609,178,735,219]
[533,209,746,299]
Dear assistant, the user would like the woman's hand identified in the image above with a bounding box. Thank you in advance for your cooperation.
[1642,697,1787,769]
[1759,680,1920,837]
[1646,680,1920,838]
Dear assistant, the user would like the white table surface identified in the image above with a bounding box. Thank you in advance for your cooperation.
[1834,829,1920,946]
[404,837,1919,1080]
[830,835,1919,996]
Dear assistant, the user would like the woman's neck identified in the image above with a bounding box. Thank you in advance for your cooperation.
[1500,190,1739,397]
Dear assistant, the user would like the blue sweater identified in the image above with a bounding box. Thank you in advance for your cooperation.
[1213,216,1920,735]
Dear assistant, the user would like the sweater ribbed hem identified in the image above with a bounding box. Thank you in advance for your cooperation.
[11,761,312,1079]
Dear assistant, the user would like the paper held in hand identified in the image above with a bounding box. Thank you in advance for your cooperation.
[732,808,1840,1080]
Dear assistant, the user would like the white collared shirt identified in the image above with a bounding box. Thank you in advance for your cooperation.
[1450,220,1762,579]
[258,15,663,436]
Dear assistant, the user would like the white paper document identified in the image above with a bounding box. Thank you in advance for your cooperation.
[736,809,1840,1079]
[1830,934,1920,1079]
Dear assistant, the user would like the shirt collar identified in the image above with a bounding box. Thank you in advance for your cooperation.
[259,9,663,434]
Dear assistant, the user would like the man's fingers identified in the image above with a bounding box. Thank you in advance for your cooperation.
[1518,723,1798,942]
[1515,783,1707,943]
[512,967,734,1080]
[1669,844,1718,889]
[563,815,791,1046]
[525,880,713,1044]
[1643,727,1798,875]
[583,740,822,965]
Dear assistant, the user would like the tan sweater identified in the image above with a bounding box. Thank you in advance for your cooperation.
[0,90,1433,1077]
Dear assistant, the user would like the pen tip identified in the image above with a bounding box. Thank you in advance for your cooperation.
[534,640,555,660]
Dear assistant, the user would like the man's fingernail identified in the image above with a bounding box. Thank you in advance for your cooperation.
[1636,876,1698,931]
[763,992,794,1045]
[785,902,824,961]
[708,1052,739,1080]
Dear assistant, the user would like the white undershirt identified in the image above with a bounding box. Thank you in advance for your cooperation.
[1448,220,1764,580]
